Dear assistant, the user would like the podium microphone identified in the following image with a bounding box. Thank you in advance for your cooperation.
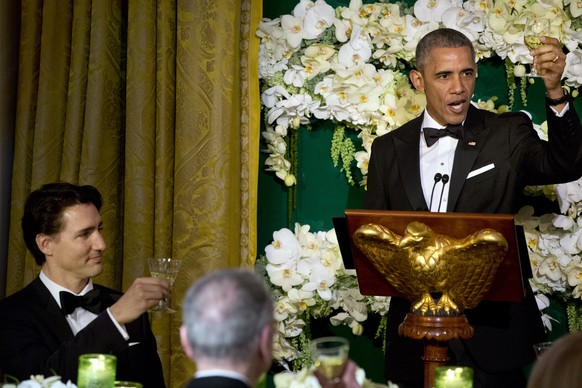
[437,174,450,212]
[429,173,443,211]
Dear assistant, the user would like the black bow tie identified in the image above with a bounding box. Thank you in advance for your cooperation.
[423,124,464,147]
[59,289,103,315]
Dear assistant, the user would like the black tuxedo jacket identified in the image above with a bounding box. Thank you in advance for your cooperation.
[365,103,582,384]
[186,376,250,388]
[0,277,165,388]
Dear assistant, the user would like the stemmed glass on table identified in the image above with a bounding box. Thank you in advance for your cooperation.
[309,336,350,385]
[523,18,551,77]
[147,257,182,314]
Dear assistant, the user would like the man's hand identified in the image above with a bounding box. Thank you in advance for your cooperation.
[108,277,170,325]
[314,359,362,388]
[531,36,565,97]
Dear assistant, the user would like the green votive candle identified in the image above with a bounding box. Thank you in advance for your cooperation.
[434,366,473,388]
[77,354,117,388]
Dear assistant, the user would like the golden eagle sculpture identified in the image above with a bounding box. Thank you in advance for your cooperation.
[353,222,508,316]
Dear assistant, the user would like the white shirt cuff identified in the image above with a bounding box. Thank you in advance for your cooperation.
[106,307,130,341]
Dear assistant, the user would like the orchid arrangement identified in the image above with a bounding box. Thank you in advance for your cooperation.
[516,182,582,332]
[258,0,582,187]
[1,375,77,388]
[256,223,391,368]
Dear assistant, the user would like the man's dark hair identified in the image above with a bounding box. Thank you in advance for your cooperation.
[21,182,103,265]
[415,28,475,71]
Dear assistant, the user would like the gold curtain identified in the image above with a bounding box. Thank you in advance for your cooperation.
[5,0,262,387]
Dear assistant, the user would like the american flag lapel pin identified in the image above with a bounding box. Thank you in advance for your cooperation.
[468,141,476,146]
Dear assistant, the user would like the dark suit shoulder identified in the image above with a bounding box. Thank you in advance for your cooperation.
[0,278,47,312]
[373,115,422,147]
[469,105,530,124]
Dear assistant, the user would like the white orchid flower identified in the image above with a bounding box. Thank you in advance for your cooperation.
[261,85,291,109]
[302,0,336,40]
[266,228,302,265]
[337,25,372,67]
[284,65,308,87]
[354,150,370,175]
[301,57,332,80]
[274,296,299,322]
[288,288,317,311]
[267,264,305,292]
[313,75,334,98]
[329,312,365,335]
[538,256,565,282]
[302,265,335,300]
[414,0,459,23]
[281,14,305,49]
[257,17,284,42]
[272,331,301,360]
[566,263,582,291]
[553,214,575,231]
[334,291,368,322]
[564,49,582,88]
[556,180,582,214]
[281,316,306,338]
[313,94,352,122]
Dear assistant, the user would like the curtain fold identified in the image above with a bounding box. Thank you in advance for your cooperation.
[5,0,262,386]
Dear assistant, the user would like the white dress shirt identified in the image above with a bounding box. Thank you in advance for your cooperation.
[419,102,570,213]
[420,111,458,212]
[40,271,129,339]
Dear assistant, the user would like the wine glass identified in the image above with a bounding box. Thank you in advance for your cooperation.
[309,336,350,384]
[523,18,551,77]
[147,257,182,314]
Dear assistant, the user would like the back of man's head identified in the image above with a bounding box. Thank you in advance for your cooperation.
[181,268,274,365]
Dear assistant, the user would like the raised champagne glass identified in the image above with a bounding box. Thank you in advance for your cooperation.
[309,336,349,384]
[523,18,551,77]
[147,257,182,314]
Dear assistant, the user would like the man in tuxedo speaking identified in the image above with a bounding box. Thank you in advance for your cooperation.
[364,28,582,387]
[0,182,168,387]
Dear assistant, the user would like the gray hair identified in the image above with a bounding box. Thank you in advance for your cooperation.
[182,268,274,361]
[415,28,475,71]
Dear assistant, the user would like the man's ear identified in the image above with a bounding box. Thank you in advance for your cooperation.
[409,69,424,92]
[36,234,53,256]
[180,325,194,360]
[257,323,274,364]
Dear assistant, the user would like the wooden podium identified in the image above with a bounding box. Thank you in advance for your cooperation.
[339,209,529,388]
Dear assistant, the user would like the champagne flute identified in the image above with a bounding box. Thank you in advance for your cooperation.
[147,257,182,314]
[523,18,551,77]
[309,336,349,384]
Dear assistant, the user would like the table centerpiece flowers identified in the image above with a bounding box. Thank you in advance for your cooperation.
[1,375,77,388]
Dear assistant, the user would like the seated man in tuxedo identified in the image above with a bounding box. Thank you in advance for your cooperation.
[180,268,363,388]
[0,182,168,387]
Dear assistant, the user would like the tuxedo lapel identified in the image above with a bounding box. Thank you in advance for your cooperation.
[394,115,429,211]
[448,105,489,211]
[29,278,75,342]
